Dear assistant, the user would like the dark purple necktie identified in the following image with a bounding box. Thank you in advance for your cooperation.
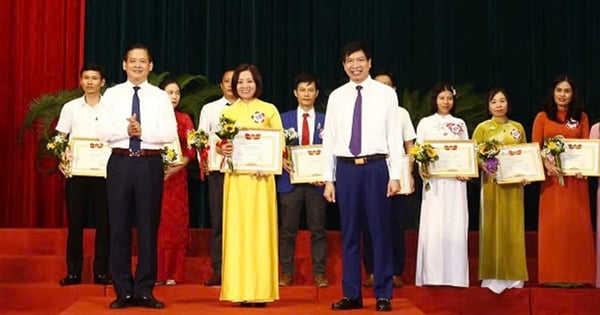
[129,86,141,151]
[349,85,362,156]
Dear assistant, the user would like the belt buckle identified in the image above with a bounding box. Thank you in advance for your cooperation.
[354,157,366,165]
[129,149,141,157]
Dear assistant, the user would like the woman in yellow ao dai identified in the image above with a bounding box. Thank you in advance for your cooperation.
[218,64,282,305]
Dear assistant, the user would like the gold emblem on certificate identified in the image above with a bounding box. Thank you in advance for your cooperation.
[289,145,323,184]
[226,128,283,174]
[496,143,546,184]
[426,140,479,178]
[559,139,600,176]
[69,137,112,177]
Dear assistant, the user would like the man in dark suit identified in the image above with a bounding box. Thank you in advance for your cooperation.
[277,73,329,288]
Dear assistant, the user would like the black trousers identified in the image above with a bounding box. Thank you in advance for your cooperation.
[206,172,224,275]
[64,176,109,276]
[362,194,406,276]
[106,154,163,298]
[278,185,327,276]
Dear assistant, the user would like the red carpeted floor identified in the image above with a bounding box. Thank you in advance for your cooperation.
[0,229,599,314]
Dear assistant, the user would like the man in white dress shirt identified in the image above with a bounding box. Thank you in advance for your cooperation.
[198,67,237,286]
[96,44,177,309]
[323,41,403,312]
[362,70,416,289]
[56,63,111,287]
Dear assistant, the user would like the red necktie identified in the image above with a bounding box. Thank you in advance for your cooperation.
[301,113,310,145]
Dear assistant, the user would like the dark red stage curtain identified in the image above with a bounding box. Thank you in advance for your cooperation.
[0,0,85,227]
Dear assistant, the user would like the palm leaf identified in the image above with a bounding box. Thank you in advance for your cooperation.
[175,73,210,91]
[19,89,82,141]
[148,72,170,86]
[401,83,486,135]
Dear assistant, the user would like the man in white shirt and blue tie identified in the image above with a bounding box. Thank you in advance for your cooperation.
[96,44,177,309]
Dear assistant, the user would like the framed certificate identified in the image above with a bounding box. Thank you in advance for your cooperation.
[229,128,283,174]
[398,155,414,195]
[207,134,224,171]
[559,139,600,176]
[289,145,323,184]
[427,140,479,178]
[496,143,546,184]
[162,137,183,165]
[69,137,112,177]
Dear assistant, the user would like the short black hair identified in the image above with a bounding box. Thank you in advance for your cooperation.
[340,41,371,63]
[221,67,236,82]
[122,43,153,62]
[159,78,181,91]
[372,69,396,87]
[293,73,320,90]
[486,87,511,116]
[80,62,105,80]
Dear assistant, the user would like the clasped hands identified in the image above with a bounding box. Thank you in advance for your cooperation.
[127,114,142,138]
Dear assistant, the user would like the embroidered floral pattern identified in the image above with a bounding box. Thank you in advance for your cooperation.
[566,118,579,130]
[317,122,323,139]
[446,122,464,135]
[510,128,521,139]
[252,111,266,123]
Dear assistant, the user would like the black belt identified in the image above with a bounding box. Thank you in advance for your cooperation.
[112,148,162,157]
[337,154,387,165]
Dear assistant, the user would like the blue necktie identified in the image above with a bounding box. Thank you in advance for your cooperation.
[349,85,362,156]
[129,86,141,152]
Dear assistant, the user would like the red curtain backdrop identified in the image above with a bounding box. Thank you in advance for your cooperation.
[0,0,85,227]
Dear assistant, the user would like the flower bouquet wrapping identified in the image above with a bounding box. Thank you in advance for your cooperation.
[283,127,298,169]
[541,135,566,186]
[46,134,71,177]
[477,140,500,180]
[409,142,438,191]
[187,129,210,180]
[215,115,239,172]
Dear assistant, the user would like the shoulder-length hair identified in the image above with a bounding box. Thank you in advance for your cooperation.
[486,87,511,116]
[231,64,263,99]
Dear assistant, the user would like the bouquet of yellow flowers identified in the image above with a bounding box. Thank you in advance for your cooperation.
[215,115,239,172]
[409,142,438,190]
[542,135,566,186]
[477,139,500,177]
[161,146,178,165]
[46,134,71,177]
[282,127,298,167]
[187,129,210,180]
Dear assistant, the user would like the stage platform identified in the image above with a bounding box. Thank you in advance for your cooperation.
[0,228,598,314]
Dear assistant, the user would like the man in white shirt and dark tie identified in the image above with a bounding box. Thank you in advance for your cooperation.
[323,41,403,312]
[96,44,177,309]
